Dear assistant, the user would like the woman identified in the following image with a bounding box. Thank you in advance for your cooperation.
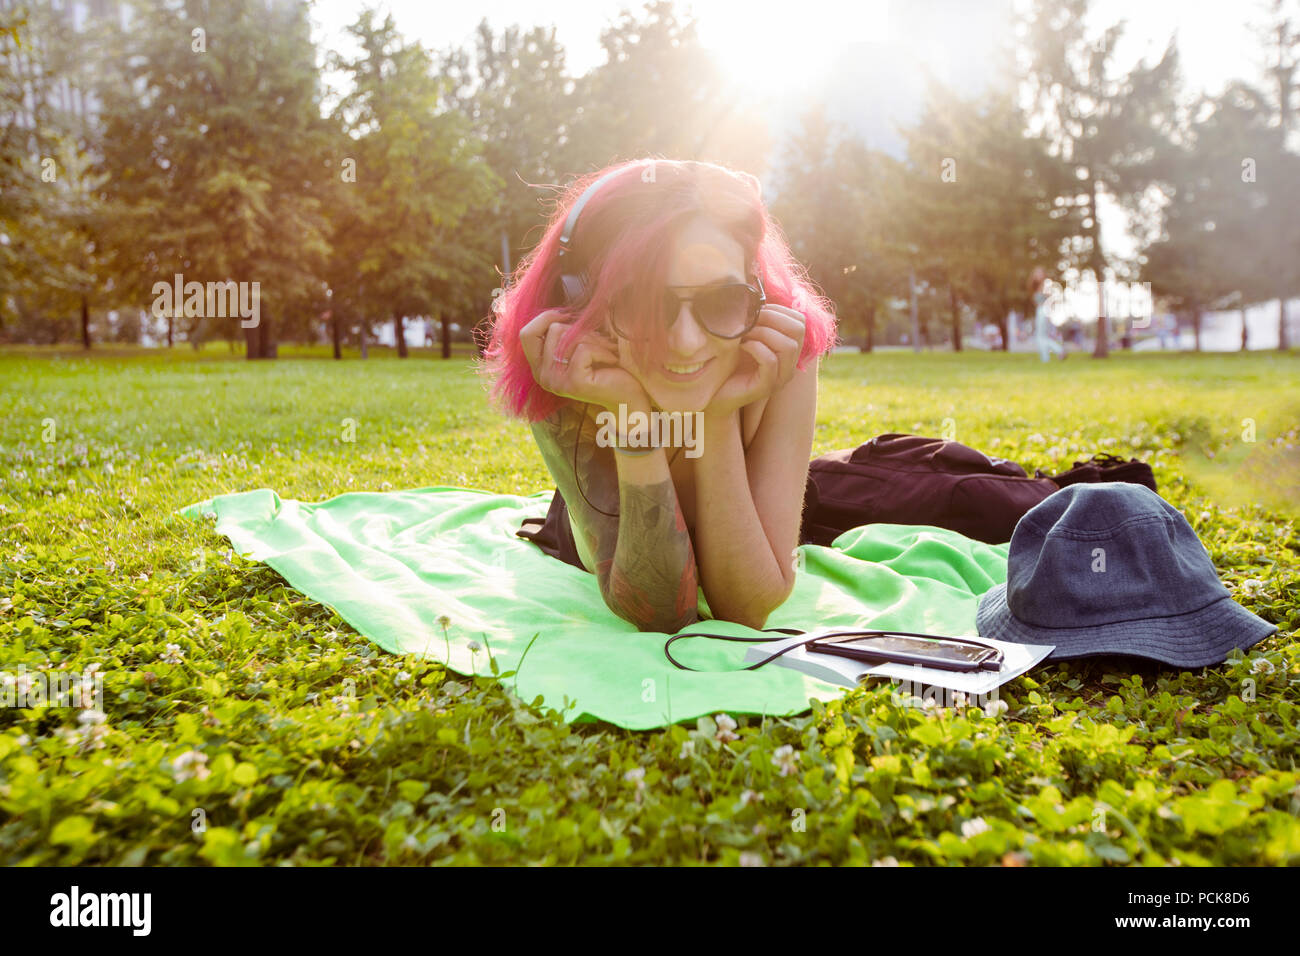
[480,159,837,633]
[1029,267,1066,363]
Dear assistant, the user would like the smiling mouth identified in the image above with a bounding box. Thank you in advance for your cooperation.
[661,358,712,380]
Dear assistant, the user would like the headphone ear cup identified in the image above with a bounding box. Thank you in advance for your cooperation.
[560,272,587,306]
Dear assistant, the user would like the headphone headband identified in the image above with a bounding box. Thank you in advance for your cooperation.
[556,166,631,262]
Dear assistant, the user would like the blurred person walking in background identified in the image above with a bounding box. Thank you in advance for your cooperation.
[1029,268,1066,363]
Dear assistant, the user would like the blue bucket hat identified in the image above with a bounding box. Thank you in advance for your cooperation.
[976,483,1277,667]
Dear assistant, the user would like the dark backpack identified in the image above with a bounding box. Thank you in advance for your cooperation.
[798,433,1157,547]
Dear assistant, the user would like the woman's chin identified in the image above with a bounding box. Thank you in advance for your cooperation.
[643,380,714,415]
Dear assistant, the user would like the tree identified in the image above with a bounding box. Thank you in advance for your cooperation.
[1257,0,1300,349]
[1143,80,1300,352]
[770,105,905,353]
[558,0,771,176]
[896,76,1077,351]
[1022,0,1180,357]
[327,10,500,359]
[1,1,113,346]
[94,0,334,358]
[438,20,577,356]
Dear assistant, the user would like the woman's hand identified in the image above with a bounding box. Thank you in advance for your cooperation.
[520,310,649,412]
[705,304,807,418]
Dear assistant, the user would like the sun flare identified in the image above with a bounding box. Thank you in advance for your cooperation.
[691,0,891,98]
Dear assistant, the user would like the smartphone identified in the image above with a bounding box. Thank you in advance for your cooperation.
[808,633,1000,672]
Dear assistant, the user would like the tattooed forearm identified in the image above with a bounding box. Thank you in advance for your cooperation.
[530,403,619,521]
[599,478,699,633]
[529,403,699,631]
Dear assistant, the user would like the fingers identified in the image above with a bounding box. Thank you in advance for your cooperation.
[537,329,566,393]
[744,324,798,385]
[753,306,805,365]
[758,304,807,339]
[521,309,640,409]
[519,309,568,374]
[541,318,619,363]
[742,338,780,390]
[580,337,621,366]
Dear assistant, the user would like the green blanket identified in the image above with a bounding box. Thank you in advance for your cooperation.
[177,486,1010,730]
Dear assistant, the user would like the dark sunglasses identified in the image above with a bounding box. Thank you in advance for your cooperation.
[611,275,766,340]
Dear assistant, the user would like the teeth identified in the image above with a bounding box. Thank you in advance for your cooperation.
[665,361,706,374]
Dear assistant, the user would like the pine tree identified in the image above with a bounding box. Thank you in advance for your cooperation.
[94,0,334,358]
[327,9,499,359]
[1022,0,1180,357]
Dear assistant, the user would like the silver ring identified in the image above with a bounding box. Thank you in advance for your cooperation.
[554,357,570,365]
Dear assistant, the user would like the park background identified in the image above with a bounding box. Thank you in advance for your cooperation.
[3,0,1299,356]
[1,0,1299,867]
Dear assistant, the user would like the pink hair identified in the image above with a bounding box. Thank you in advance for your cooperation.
[477,157,839,422]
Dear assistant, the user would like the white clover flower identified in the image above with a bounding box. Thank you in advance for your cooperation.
[1238,578,1265,598]
[467,641,482,653]
[79,723,110,752]
[395,671,411,684]
[983,698,1009,718]
[171,750,210,782]
[623,766,646,785]
[714,713,739,743]
[739,789,762,806]
[679,740,695,760]
[961,817,991,839]
[77,709,107,727]
[162,643,184,664]
[1251,657,1275,675]
[951,692,968,709]
[739,852,765,867]
[772,744,798,777]
[872,856,900,867]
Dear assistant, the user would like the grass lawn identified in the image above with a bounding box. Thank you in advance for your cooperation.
[1,344,1298,865]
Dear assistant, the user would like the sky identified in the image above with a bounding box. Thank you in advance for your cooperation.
[306,0,1285,259]
[307,0,1270,109]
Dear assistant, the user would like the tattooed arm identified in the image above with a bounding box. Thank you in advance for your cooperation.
[530,400,700,633]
